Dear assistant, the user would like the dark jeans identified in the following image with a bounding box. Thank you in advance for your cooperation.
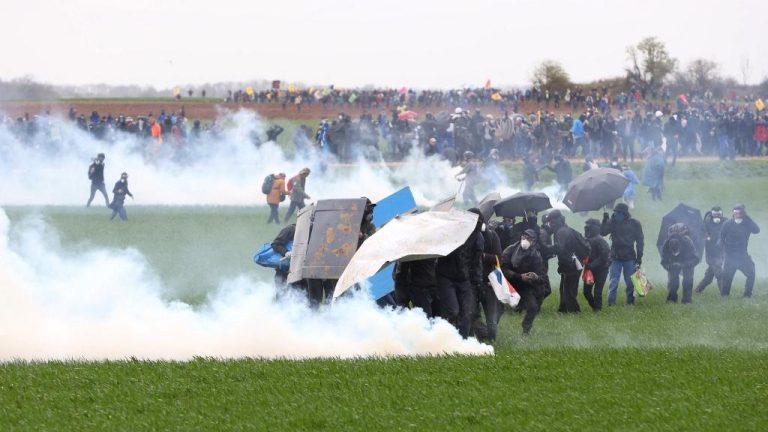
[583,267,609,311]
[666,265,694,303]
[109,203,127,221]
[437,276,475,338]
[267,204,280,224]
[721,255,756,297]
[558,270,582,313]
[519,287,540,335]
[608,259,636,305]
[695,262,723,293]
[87,182,109,207]
[284,200,305,221]
[473,284,501,341]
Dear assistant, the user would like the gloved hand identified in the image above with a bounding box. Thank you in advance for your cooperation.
[284,251,291,258]
[522,272,539,283]
[636,259,642,269]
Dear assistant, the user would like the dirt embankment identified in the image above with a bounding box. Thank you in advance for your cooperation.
[0,99,573,122]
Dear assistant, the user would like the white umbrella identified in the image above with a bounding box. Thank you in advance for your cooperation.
[333,209,479,300]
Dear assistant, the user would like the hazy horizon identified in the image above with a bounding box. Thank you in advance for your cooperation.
[1,0,765,90]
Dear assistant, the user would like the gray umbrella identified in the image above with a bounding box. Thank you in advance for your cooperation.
[493,192,552,218]
[563,168,629,212]
[477,192,501,221]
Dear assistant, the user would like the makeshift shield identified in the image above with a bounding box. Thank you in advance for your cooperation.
[287,199,367,283]
[488,257,520,307]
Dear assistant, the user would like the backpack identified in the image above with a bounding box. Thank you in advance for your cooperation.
[571,227,591,260]
[261,174,275,194]
[88,165,94,180]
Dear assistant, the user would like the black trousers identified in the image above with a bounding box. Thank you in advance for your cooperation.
[267,204,280,223]
[667,265,695,303]
[558,270,582,313]
[437,276,475,338]
[307,279,335,308]
[721,255,756,297]
[472,284,501,341]
[519,287,540,335]
[583,267,609,311]
[695,262,723,293]
[409,284,437,319]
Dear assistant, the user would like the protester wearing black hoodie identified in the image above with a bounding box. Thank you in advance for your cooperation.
[394,258,438,318]
[86,153,109,208]
[501,229,545,335]
[271,224,296,288]
[546,210,590,313]
[661,223,700,303]
[436,208,484,338]
[719,205,760,297]
[109,172,133,221]
[473,223,503,342]
[583,219,610,311]
[601,203,644,305]
[695,207,728,293]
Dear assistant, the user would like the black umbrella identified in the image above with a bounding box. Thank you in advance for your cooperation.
[563,168,629,212]
[656,203,704,260]
[493,192,552,218]
[477,192,501,221]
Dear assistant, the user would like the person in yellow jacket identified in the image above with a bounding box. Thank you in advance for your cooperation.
[266,173,289,224]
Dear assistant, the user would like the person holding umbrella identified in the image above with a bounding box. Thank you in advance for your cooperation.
[601,203,645,305]
[660,223,699,303]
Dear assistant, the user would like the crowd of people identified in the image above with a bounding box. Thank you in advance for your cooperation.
[267,192,759,341]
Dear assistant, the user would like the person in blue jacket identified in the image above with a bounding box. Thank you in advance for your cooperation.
[621,164,640,209]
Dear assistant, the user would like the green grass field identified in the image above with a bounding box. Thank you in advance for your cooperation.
[2,161,768,430]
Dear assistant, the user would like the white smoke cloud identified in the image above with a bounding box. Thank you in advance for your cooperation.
[0,208,493,361]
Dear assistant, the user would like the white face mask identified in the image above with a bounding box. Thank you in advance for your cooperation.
[712,218,721,224]
[734,218,743,224]
[481,223,486,232]
[520,239,531,250]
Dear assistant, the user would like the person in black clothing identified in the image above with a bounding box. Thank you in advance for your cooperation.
[547,155,572,200]
[510,210,540,245]
[546,210,590,313]
[583,218,610,311]
[501,229,545,335]
[601,203,645,305]
[493,217,515,251]
[695,206,728,293]
[109,172,133,221]
[271,224,296,289]
[522,156,538,192]
[86,153,109,208]
[719,205,760,297]
[473,220,503,342]
[394,258,438,318]
[436,208,484,338]
[660,223,699,303]
[266,125,284,142]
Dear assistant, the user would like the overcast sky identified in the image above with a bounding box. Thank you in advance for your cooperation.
[0,0,765,89]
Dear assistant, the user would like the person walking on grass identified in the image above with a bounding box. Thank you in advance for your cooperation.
[284,168,311,222]
[583,218,610,312]
[719,205,760,298]
[660,223,699,304]
[601,203,644,305]
[109,172,133,221]
[86,153,109,208]
[266,173,288,224]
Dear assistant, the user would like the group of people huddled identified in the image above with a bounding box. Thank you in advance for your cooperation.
[269,196,759,341]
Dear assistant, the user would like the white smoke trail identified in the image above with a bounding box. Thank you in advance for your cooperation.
[0,208,492,361]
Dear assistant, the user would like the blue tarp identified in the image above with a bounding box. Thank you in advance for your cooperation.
[253,241,293,271]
